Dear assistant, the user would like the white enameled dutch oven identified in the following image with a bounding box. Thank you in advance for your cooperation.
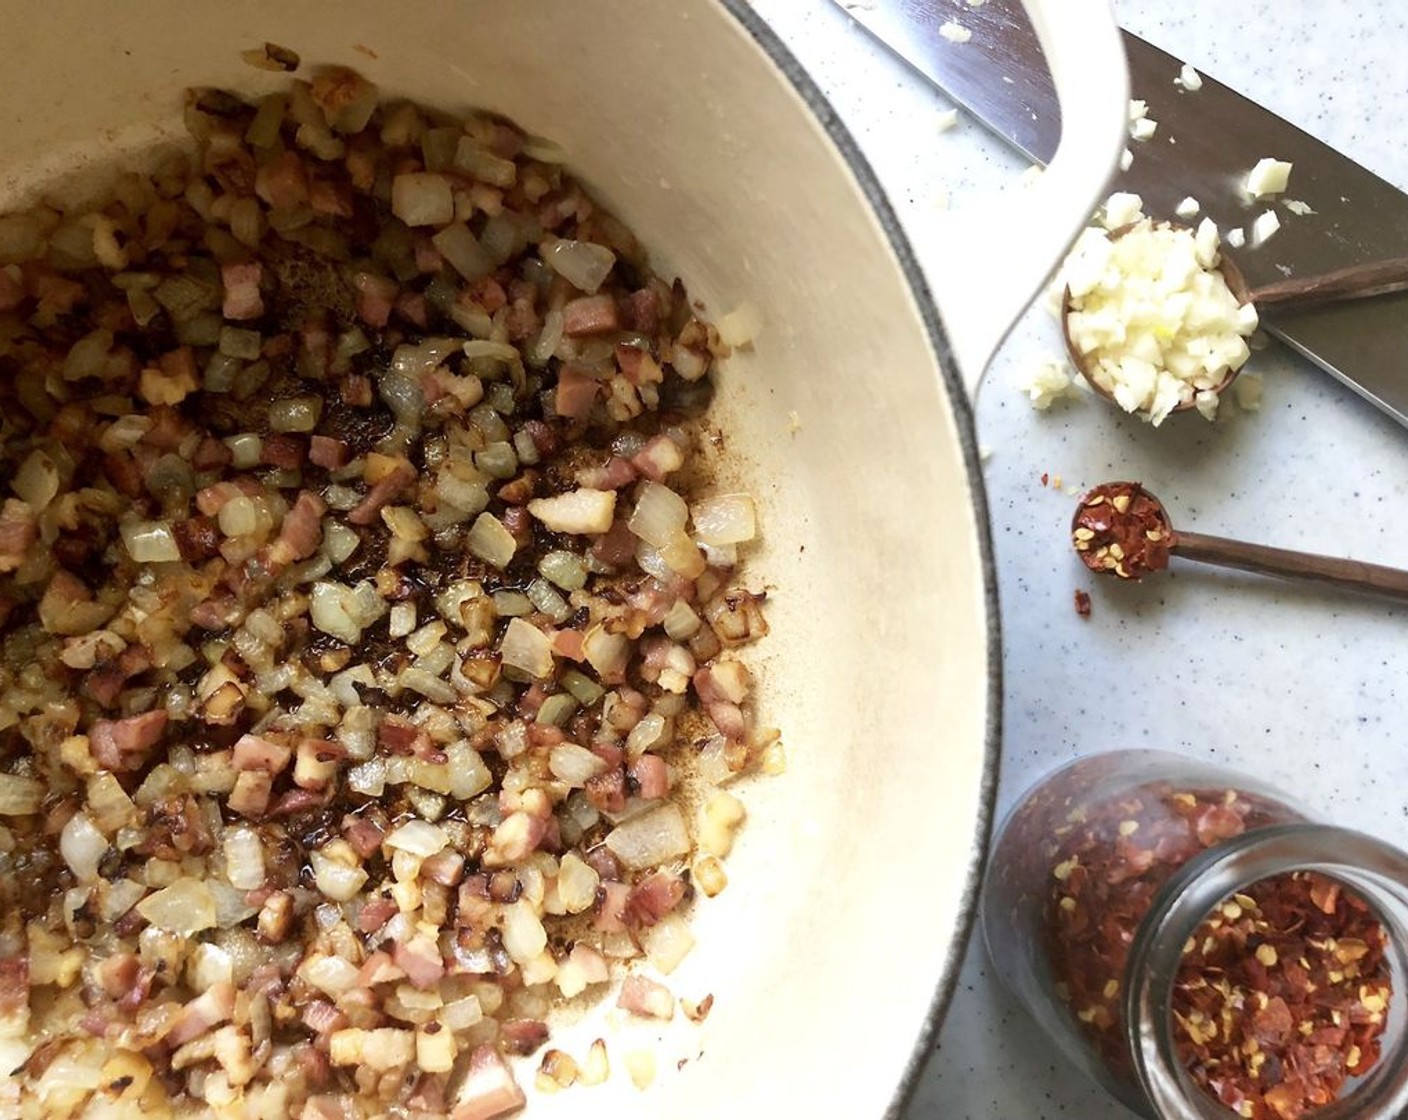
[0,1,1126,1114]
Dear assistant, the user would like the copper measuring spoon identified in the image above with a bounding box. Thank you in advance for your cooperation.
[1061,224,1408,414]
[1071,481,1408,601]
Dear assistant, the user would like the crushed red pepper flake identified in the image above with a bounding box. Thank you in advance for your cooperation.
[1039,783,1391,1119]
[1074,589,1092,618]
[1071,481,1173,579]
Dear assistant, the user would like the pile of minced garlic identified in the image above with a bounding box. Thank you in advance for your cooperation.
[1060,193,1259,425]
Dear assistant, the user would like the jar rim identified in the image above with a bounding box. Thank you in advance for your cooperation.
[1123,822,1408,1120]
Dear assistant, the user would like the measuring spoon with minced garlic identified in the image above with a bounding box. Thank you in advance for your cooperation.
[1061,218,1408,425]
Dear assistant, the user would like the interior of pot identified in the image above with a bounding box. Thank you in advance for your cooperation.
[0,0,997,1113]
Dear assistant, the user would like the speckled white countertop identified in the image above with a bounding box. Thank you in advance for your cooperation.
[747,2,1408,1117]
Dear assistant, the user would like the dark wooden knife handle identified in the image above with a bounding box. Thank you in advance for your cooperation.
[1249,255,1408,309]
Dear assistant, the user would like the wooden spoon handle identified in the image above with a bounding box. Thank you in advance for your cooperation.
[1249,255,1408,309]
[1173,530,1408,601]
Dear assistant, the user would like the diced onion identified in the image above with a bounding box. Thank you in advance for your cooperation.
[348,758,388,797]
[492,599,533,628]
[538,550,588,592]
[641,912,696,974]
[223,826,266,890]
[445,743,492,800]
[378,371,425,429]
[121,520,182,563]
[100,878,148,922]
[501,900,547,965]
[244,609,282,645]
[405,620,447,657]
[189,942,234,991]
[209,880,259,928]
[384,819,449,858]
[225,432,263,469]
[526,578,572,624]
[700,790,747,858]
[561,670,604,707]
[583,627,630,679]
[13,450,59,512]
[62,329,114,381]
[628,482,688,548]
[531,310,564,366]
[60,811,107,882]
[310,849,369,902]
[536,693,578,728]
[0,773,43,816]
[442,995,484,1031]
[462,339,523,367]
[432,222,494,282]
[521,135,567,163]
[269,394,324,432]
[310,581,361,644]
[399,666,457,703]
[218,496,260,538]
[480,212,525,266]
[388,601,416,638]
[625,713,668,757]
[99,414,153,452]
[391,172,455,226]
[549,743,607,787]
[466,512,517,568]
[85,772,136,832]
[526,488,616,535]
[322,521,360,564]
[555,852,600,914]
[436,468,490,516]
[392,337,462,380]
[136,878,218,934]
[542,238,616,294]
[659,530,706,578]
[662,600,702,641]
[311,580,386,644]
[219,326,263,359]
[717,302,763,347]
[301,954,362,997]
[454,139,517,188]
[603,803,691,870]
[500,618,553,679]
[691,493,757,545]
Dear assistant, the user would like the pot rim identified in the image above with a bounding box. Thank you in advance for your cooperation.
[717,2,1004,1114]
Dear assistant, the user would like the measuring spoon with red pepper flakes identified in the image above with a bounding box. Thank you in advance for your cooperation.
[1071,481,1408,600]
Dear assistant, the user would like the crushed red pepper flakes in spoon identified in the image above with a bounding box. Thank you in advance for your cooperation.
[1070,480,1173,579]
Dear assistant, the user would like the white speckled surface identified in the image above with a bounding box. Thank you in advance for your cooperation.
[746,2,1408,1116]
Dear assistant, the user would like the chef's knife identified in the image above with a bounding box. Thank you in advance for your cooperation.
[833,0,1408,428]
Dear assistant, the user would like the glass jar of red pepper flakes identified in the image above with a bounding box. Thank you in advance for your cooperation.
[982,750,1408,1120]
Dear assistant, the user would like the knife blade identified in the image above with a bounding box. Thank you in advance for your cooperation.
[834,0,1408,428]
